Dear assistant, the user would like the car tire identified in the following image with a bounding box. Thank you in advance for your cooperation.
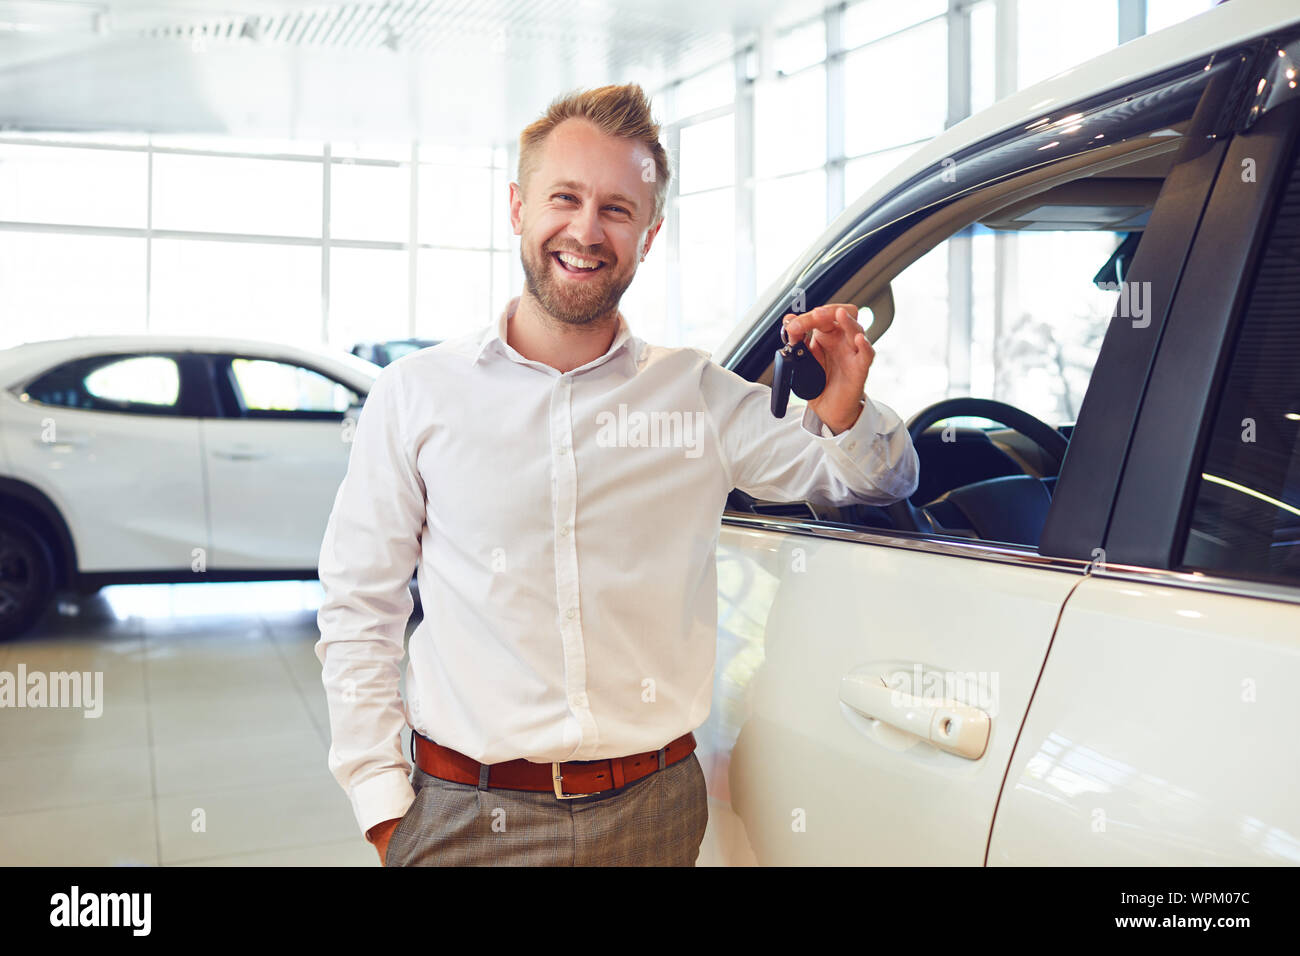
[0,515,55,642]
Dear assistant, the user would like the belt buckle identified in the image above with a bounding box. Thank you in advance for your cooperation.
[552,762,595,800]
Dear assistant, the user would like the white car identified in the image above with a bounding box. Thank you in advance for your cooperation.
[0,335,379,639]
[700,0,1300,865]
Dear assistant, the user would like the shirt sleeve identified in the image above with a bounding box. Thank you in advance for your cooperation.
[314,361,425,838]
[699,359,919,506]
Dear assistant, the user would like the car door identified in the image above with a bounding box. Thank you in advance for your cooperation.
[697,41,1245,866]
[200,353,361,570]
[991,47,1300,865]
[6,351,208,572]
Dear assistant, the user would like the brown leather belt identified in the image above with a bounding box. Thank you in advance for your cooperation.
[413,731,696,799]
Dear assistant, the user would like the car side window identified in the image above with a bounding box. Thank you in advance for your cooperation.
[1179,140,1300,585]
[228,358,360,419]
[24,354,182,415]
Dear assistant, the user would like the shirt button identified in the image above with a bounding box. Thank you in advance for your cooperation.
[560,525,570,536]
[565,608,576,620]
[846,441,857,451]
[558,444,569,455]
[572,693,588,708]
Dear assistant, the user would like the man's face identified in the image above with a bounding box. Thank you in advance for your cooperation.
[510,118,662,327]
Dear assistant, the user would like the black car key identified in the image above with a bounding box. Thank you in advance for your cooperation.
[770,322,827,417]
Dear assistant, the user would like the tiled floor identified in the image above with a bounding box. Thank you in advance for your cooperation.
[0,580,411,866]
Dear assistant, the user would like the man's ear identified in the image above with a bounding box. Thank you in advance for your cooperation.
[509,181,524,236]
[640,215,665,259]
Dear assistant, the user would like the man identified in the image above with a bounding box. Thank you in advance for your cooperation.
[315,82,919,866]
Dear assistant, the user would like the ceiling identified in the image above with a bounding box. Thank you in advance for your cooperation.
[0,0,794,145]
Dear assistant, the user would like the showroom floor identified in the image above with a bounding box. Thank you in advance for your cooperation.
[0,581,396,866]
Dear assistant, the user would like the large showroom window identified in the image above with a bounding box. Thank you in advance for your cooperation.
[0,134,512,354]
[0,0,1225,374]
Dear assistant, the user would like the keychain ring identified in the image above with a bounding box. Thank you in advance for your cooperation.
[780,320,809,350]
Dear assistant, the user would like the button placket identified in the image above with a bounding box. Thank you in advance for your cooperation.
[550,374,598,753]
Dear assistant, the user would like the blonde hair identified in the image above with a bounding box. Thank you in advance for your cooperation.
[517,83,672,225]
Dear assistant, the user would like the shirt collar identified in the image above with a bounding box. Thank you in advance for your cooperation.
[473,306,642,374]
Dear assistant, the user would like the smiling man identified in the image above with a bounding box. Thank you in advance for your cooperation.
[315,83,919,867]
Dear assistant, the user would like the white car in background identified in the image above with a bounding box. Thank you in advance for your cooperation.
[0,335,379,639]
[701,0,1300,865]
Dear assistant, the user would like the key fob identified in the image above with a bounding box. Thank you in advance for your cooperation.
[770,324,827,417]
[771,345,795,417]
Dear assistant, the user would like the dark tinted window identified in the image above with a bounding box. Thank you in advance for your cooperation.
[1180,139,1300,584]
[24,354,183,415]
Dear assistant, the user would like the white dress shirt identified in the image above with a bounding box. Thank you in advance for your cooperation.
[315,309,919,836]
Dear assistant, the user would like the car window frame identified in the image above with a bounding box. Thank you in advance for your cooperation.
[16,351,210,418]
[1102,49,1300,595]
[1037,44,1259,562]
[208,352,363,422]
[720,40,1255,563]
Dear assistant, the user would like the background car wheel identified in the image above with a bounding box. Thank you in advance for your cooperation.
[0,516,55,641]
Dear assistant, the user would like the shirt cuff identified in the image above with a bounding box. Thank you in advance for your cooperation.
[802,397,870,441]
[803,394,904,463]
[351,768,416,839]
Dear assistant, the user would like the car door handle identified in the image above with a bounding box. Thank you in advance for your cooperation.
[839,674,991,760]
[212,449,270,461]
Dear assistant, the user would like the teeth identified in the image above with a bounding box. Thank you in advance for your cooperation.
[557,251,602,270]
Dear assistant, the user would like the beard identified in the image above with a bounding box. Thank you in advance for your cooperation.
[520,239,635,327]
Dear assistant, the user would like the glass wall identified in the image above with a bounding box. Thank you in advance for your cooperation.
[0,135,512,352]
[0,0,1224,371]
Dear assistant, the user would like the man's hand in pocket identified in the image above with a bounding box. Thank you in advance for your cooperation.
[367,817,403,866]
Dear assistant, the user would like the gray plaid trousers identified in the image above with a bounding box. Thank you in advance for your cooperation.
[384,749,709,866]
